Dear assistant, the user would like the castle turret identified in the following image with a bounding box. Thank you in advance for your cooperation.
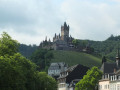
[116,47,120,67]
[45,36,47,41]
[61,22,69,42]
[59,33,60,38]
[55,33,56,38]
[49,38,51,42]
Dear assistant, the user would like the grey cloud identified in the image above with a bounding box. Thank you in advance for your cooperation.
[61,0,120,41]
[0,0,120,45]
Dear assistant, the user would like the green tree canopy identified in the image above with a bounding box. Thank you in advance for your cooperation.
[0,32,57,90]
[31,48,53,71]
[0,32,19,56]
[34,72,57,90]
[75,66,102,90]
[72,39,79,48]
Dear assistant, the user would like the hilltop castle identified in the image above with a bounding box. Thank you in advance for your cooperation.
[40,22,74,50]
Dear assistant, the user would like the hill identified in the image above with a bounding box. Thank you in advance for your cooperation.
[19,44,114,68]
[76,35,120,60]
[51,50,110,68]
[19,44,38,58]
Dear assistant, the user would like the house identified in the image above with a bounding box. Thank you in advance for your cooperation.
[100,47,120,74]
[99,47,120,90]
[48,62,68,79]
[99,73,120,90]
[99,74,113,90]
[57,64,89,90]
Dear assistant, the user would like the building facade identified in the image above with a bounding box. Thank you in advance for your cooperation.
[99,74,120,90]
[99,48,120,90]
[48,62,68,79]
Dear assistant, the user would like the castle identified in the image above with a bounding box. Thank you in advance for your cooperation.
[40,22,74,50]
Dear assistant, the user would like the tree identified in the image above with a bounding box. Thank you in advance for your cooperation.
[75,66,102,90]
[31,49,53,71]
[34,72,57,90]
[19,44,38,59]
[72,39,79,48]
[0,32,57,90]
[0,32,19,56]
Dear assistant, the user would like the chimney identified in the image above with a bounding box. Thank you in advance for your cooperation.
[114,68,116,73]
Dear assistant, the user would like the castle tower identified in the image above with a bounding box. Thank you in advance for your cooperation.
[116,47,120,67]
[61,22,69,42]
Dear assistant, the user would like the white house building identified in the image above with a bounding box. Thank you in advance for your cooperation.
[48,62,68,78]
[99,48,120,90]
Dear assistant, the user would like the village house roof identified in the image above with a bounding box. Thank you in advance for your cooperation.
[48,62,67,70]
[48,63,60,70]
[58,64,89,83]
[100,62,117,74]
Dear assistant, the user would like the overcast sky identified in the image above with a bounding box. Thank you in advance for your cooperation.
[0,0,120,45]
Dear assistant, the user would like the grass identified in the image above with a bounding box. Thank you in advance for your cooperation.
[50,50,103,68]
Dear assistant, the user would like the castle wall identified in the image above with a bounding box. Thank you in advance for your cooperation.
[40,22,74,51]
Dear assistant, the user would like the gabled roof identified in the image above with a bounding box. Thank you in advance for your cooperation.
[58,64,89,83]
[66,64,78,72]
[48,63,60,70]
[100,62,117,74]
[48,62,67,70]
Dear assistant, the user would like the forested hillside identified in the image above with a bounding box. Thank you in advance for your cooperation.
[18,35,120,64]
[74,35,120,61]
[88,35,120,60]
[19,44,38,58]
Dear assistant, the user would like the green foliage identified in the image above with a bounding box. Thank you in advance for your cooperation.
[34,72,57,90]
[31,49,53,71]
[107,34,120,41]
[0,53,36,90]
[75,66,102,90]
[0,32,57,90]
[76,35,120,60]
[89,40,119,60]
[19,44,38,59]
[72,39,79,48]
[0,32,19,56]
[51,50,104,68]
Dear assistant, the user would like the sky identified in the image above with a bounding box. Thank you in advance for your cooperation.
[0,0,120,45]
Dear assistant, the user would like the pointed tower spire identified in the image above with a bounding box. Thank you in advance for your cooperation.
[49,38,51,42]
[64,22,67,26]
[59,33,60,38]
[45,36,47,41]
[116,46,120,58]
[116,45,120,67]
[55,33,56,38]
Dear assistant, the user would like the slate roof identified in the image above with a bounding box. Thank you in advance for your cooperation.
[48,62,67,70]
[66,64,78,72]
[48,63,60,70]
[58,64,89,83]
[100,62,117,74]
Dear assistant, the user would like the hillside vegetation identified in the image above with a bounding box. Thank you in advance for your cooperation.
[76,35,120,60]
[51,50,105,68]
